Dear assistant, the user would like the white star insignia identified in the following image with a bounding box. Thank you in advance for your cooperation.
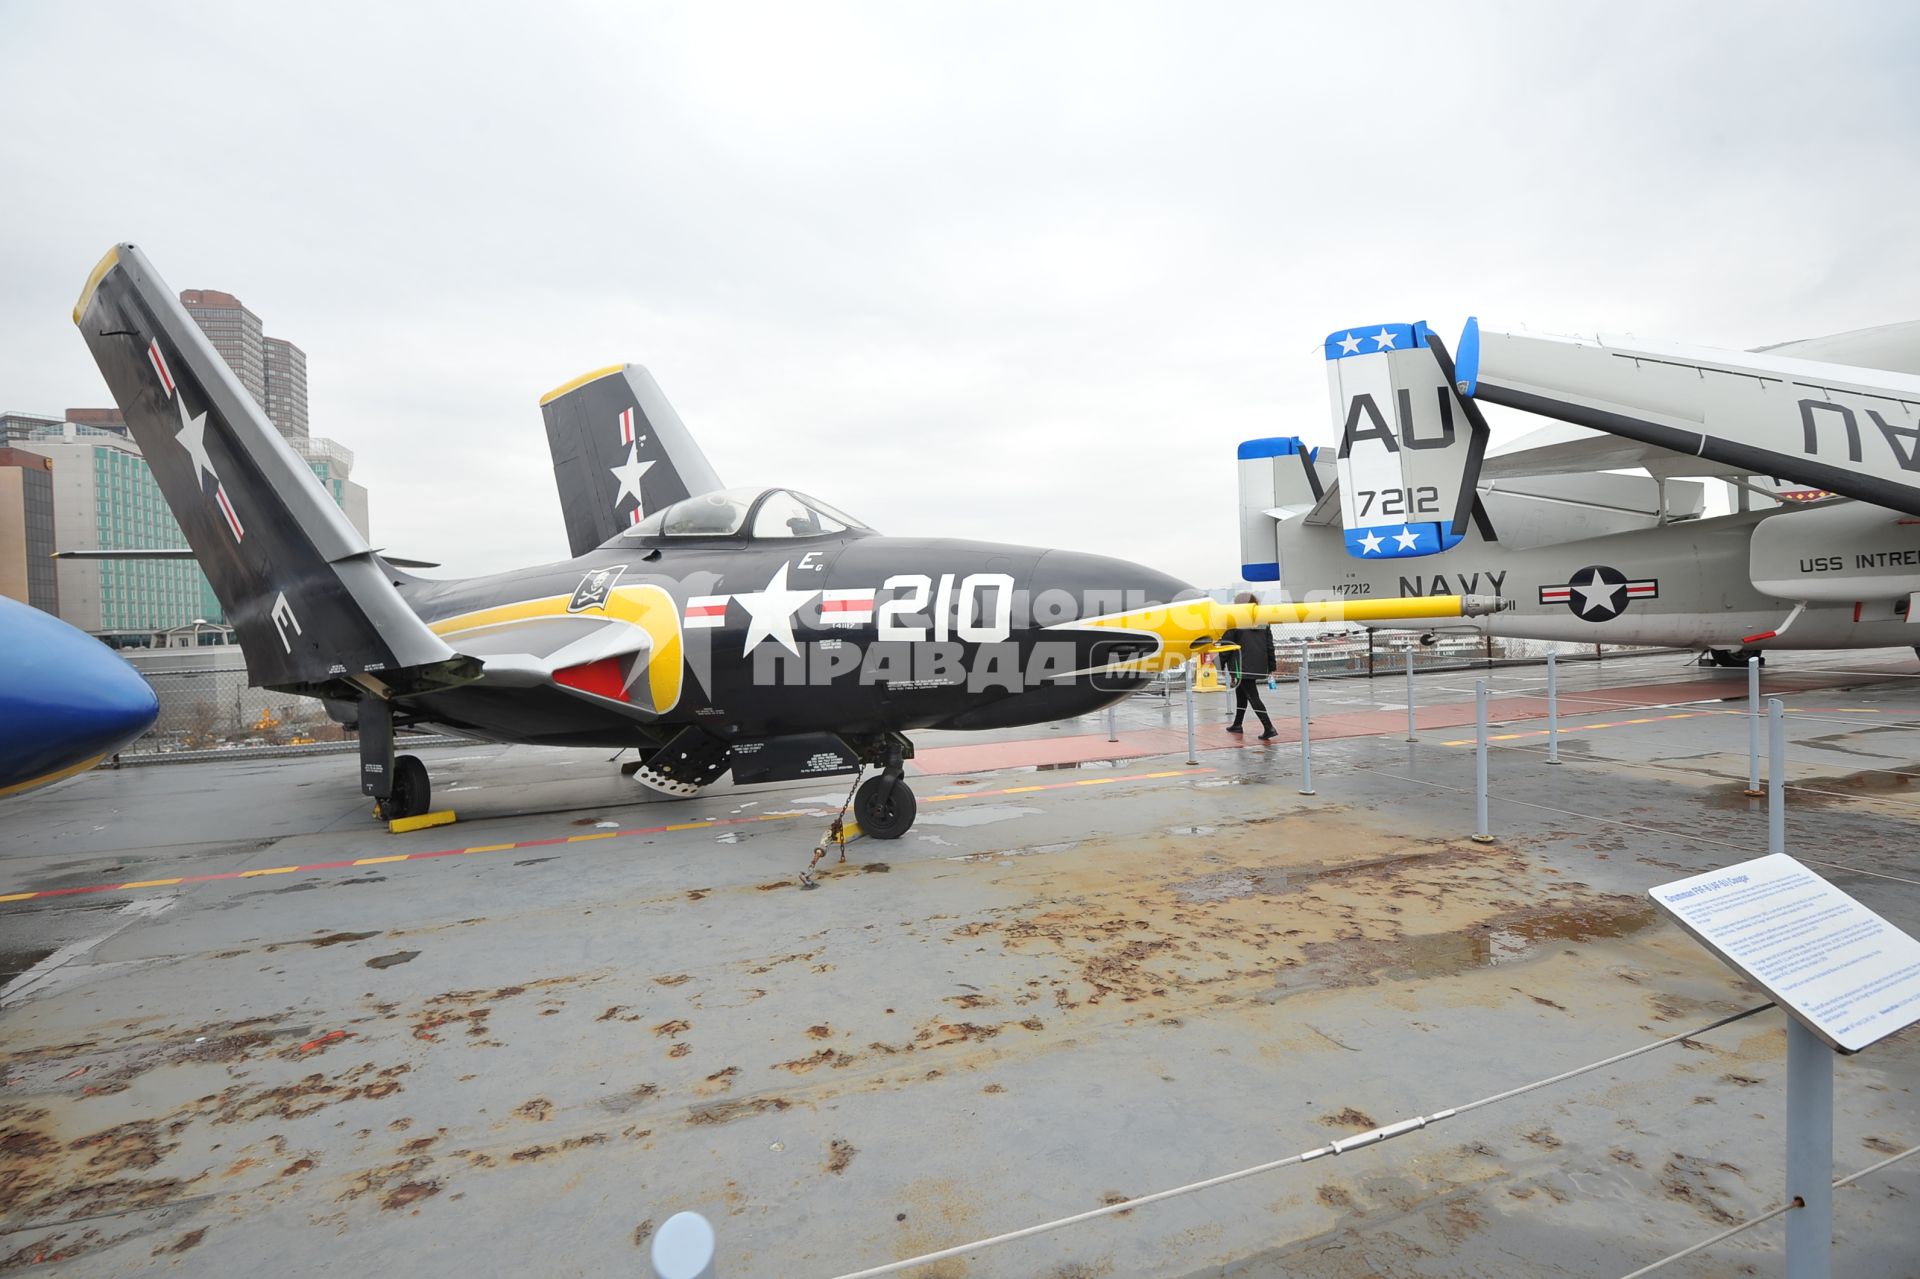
[1392,525,1421,551]
[1337,332,1362,355]
[1356,529,1384,555]
[734,563,820,657]
[1570,569,1625,617]
[1372,328,1398,350]
[609,443,656,512]
[174,395,221,489]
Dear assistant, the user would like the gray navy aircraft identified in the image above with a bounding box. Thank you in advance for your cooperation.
[1239,318,1920,665]
[74,244,1498,836]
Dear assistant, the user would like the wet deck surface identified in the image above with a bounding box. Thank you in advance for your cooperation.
[3,651,1917,1277]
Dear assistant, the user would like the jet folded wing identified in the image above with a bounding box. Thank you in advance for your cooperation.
[1456,318,1920,518]
[73,243,475,695]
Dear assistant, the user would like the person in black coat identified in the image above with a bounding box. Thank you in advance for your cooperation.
[1221,594,1277,740]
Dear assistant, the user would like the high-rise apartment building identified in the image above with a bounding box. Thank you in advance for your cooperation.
[179,288,267,407]
[262,336,309,444]
[0,447,59,614]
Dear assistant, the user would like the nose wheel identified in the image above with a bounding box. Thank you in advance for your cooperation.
[853,772,916,840]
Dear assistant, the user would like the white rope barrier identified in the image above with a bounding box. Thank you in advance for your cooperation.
[823,1005,1772,1279]
[1616,1143,1919,1278]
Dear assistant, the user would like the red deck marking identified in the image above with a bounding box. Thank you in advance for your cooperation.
[0,768,1210,905]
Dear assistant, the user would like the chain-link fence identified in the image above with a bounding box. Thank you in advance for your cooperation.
[124,664,348,756]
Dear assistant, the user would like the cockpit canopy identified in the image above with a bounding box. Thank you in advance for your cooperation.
[615,487,873,543]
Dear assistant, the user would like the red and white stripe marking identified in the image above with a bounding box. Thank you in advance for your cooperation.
[684,595,728,628]
[214,485,245,540]
[1539,586,1572,604]
[820,588,876,626]
[618,407,636,445]
[148,340,176,397]
[628,506,645,526]
[1624,581,1658,599]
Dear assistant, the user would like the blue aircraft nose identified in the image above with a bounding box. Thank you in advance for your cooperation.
[0,597,159,797]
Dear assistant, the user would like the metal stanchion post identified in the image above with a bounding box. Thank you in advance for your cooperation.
[652,1211,716,1279]
[1784,1016,1835,1279]
[1183,660,1198,766]
[1106,703,1118,743]
[1744,656,1764,796]
[1404,644,1417,742]
[1471,679,1493,843]
[1769,697,1786,855]
[1297,653,1315,795]
[1545,651,1561,765]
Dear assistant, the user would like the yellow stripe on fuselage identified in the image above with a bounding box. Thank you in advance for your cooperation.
[430,584,684,713]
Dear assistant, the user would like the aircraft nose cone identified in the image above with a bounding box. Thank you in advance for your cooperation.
[0,598,159,796]
[1029,549,1194,621]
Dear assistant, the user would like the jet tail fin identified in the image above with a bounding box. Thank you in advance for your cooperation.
[1325,322,1489,559]
[72,243,475,695]
[1236,437,1323,581]
[539,364,724,557]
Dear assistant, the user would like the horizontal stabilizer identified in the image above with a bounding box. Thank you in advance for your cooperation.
[1325,322,1489,561]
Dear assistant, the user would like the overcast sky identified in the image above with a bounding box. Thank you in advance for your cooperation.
[4,2,1916,586]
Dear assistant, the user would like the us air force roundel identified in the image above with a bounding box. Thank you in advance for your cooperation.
[1539,565,1658,622]
[568,563,628,613]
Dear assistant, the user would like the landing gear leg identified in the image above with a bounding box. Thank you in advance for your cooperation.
[358,694,395,816]
[855,742,917,840]
[358,696,429,820]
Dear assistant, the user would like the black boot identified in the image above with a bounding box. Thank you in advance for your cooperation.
[1225,717,1244,734]
[1257,714,1278,741]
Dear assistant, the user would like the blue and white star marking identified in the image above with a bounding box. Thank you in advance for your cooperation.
[1324,322,1433,361]
[1343,522,1459,559]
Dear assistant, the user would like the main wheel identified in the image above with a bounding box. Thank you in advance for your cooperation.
[388,754,430,819]
[854,775,916,840]
[1707,648,1762,669]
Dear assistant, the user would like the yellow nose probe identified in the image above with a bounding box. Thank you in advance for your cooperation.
[1061,594,1512,673]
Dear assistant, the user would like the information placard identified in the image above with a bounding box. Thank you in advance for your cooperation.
[1650,853,1920,1053]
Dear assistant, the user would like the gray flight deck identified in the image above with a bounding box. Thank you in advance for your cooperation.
[3,650,1917,1277]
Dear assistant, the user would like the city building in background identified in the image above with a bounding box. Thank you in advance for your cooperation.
[179,288,266,408]
[1,411,65,445]
[0,447,60,614]
[182,285,365,533]
[3,284,373,643]
[65,407,127,433]
[263,336,309,444]
[29,425,221,644]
